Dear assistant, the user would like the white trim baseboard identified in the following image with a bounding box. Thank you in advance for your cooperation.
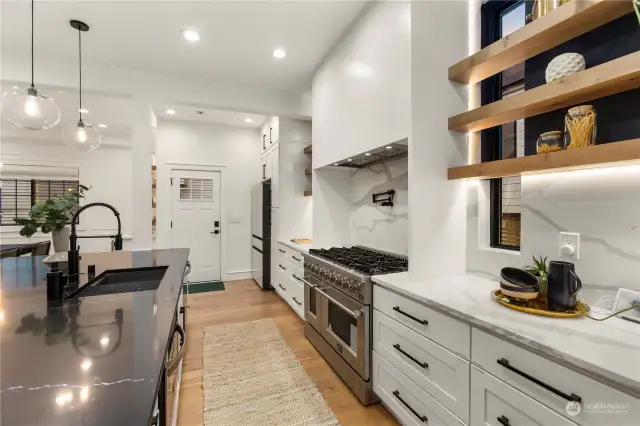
[224,270,253,281]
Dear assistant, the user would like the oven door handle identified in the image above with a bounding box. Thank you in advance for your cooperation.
[315,287,362,319]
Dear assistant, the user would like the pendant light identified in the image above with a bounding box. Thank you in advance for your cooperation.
[3,0,61,130]
[62,20,101,152]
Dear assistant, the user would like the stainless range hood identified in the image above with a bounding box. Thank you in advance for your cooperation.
[333,138,408,168]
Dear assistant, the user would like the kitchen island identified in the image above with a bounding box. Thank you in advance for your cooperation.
[0,248,189,426]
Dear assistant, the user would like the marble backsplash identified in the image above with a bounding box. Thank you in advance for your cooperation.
[467,164,640,291]
[349,157,408,255]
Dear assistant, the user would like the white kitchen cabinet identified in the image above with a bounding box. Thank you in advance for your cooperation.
[270,145,280,207]
[270,208,279,290]
[470,366,578,426]
[276,242,306,320]
[261,128,268,154]
[269,117,280,146]
[260,155,267,180]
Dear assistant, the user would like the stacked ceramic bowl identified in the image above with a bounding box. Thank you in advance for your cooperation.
[500,267,539,300]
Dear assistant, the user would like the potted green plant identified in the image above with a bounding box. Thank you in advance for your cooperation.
[524,255,549,296]
[14,185,89,253]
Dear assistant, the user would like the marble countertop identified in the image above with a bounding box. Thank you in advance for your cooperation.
[372,272,640,398]
[0,249,189,426]
[278,239,312,254]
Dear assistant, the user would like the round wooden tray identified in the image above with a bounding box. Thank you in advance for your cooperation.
[492,289,587,318]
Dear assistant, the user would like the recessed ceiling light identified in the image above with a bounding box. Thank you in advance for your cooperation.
[182,29,200,42]
[244,118,253,123]
[386,146,393,149]
[78,108,89,114]
[365,152,371,156]
[165,109,176,115]
[347,159,352,162]
[273,48,286,59]
[97,124,107,128]
[333,163,339,166]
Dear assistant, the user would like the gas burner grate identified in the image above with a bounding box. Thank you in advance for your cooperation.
[308,246,408,276]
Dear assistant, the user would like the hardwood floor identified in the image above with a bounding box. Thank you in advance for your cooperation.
[177,280,399,426]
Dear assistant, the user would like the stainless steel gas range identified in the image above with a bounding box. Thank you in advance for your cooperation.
[301,246,408,405]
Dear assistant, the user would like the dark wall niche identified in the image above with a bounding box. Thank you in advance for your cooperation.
[524,13,640,156]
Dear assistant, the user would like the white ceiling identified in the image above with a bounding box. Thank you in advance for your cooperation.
[2,0,368,92]
[154,104,269,129]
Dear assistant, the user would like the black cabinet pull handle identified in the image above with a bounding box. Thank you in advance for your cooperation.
[279,284,287,291]
[292,255,301,261]
[269,127,273,143]
[393,306,428,325]
[497,415,510,426]
[262,134,266,149]
[278,249,286,253]
[392,390,427,422]
[292,274,303,282]
[279,265,286,270]
[497,358,582,403]
[262,164,266,179]
[292,296,302,306]
[393,344,428,369]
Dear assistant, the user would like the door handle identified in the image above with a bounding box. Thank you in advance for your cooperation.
[497,358,582,403]
[269,127,272,143]
[497,416,510,426]
[315,287,361,319]
[210,230,220,235]
[262,164,266,179]
[262,134,266,149]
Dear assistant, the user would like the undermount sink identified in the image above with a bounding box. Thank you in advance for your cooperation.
[68,266,168,298]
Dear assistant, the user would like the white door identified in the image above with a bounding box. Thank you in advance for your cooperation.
[171,169,222,283]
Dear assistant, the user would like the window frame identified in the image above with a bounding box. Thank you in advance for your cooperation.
[0,178,80,226]
[481,0,525,251]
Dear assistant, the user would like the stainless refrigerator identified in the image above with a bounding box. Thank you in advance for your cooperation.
[251,179,271,289]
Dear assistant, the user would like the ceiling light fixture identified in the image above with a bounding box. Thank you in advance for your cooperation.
[97,124,107,128]
[80,359,92,371]
[78,108,89,114]
[3,0,61,130]
[273,48,286,59]
[165,109,176,115]
[347,159,353,162]
[62,20,101,152]
[100,335,110,348]
[182,29,200,42]
[365,152,371,156]
[244,118,253,123]
[333,163,339,166]
[386,146,393,149]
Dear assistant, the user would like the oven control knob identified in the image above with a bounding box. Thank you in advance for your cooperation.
[347,281,356,292]
[304,260,309,269]
[319,267,327,277]
[323,269,330,279]
[312,264,319,273]
[329,272,337,282]
[335,276,344,286]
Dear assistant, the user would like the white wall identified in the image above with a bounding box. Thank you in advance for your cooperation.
[409,0,469,280]
[155,120,260,281]
[312,2,411,169]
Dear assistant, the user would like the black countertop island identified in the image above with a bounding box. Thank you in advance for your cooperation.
[0,249,189,426]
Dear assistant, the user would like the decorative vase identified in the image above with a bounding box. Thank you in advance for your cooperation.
[52,226,70,253]
[545,52,586,83]
[565,105,597,149]
[536,131,565,154]
[527,0,571,22]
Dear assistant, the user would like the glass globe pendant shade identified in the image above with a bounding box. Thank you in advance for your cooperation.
[62,120,101,152]
[3,86,61,130]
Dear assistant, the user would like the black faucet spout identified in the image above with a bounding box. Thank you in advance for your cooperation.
[68,202,123,283]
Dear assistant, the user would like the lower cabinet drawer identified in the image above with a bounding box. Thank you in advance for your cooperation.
[373,352,465,426]
[373,309,470,422]
[472,329,639,426]
[288,274,304,312]
[471,365,578,426]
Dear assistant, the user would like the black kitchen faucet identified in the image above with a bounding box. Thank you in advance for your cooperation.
[67,202,123,283]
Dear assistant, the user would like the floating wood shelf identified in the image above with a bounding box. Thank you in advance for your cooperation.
[448,139,640,180]
[448,51,640,133]
[305,168,312,176]
[304,145,312,155]
[448,0,632,84]
[304,190,312,197]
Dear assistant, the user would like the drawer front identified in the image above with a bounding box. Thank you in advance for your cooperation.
[289,250,304,268]
[277,243,289,260]
[373,352,465,426]
[373,285,471,359]
[472,329,639,426]
[277,263,290,294]
[374,310,470,422]
[471,365,578,426]
[288,273,304,311]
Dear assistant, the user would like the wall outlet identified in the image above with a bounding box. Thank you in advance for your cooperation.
[559,232,580,259]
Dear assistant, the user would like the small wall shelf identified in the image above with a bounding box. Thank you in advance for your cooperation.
[448,0,632,84]
[304,190,312,197]
[448,139,640,180]
[448,51,640,133]
[304,145,312,155]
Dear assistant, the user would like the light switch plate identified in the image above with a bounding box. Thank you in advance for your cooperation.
[559,232,580,259]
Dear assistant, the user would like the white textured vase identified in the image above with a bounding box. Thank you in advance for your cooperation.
[545,53,586,83]
[52,226,70,253]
